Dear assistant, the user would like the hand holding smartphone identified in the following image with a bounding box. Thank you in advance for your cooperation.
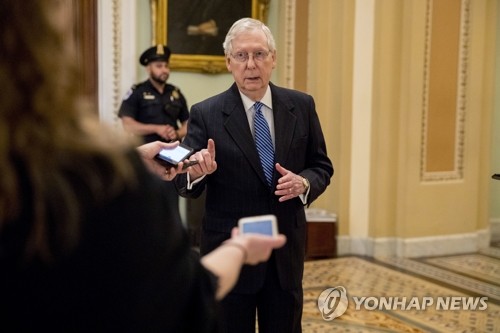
[154,143,198,169]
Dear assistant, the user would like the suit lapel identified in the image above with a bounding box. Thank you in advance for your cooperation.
[222,84,297,188]
[223,84,268,186]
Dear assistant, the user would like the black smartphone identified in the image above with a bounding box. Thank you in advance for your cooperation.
[154,143,196,168]
[181,160,199,169]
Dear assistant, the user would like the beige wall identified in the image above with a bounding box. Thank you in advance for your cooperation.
[306,0,353,233]
[491,1,500,222]
[304,0,497,255]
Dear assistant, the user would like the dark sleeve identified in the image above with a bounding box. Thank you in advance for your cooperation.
[301,94,334,205]
[174,103,210,198]
[178,89,190,123]
[80,152,220,332]
[117,86,140,119]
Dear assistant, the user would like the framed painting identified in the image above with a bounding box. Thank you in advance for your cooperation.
[150,0,270,73]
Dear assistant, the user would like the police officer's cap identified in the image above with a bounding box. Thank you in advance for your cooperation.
[139,44,171,66]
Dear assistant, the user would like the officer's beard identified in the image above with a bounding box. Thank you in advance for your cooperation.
[151,73,168,85]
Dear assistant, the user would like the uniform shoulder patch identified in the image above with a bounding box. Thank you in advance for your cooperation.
[122,84,137,101]
[122,88,134,101]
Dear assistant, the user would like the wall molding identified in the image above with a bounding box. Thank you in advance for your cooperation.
[275,0,296,88]
[98,0,137,127]
[491,218,500,242]
[420,0,470,182]
[338,228,490,258]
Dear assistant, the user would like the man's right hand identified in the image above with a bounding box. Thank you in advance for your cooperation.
[188,138,217,180]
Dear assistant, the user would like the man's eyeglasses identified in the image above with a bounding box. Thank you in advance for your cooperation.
[230,50,270,63]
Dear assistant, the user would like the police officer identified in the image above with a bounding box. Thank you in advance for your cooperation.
[118,44,189,144]
[118,45,189,226]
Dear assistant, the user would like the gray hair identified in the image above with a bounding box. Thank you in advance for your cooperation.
[222,18,276,56]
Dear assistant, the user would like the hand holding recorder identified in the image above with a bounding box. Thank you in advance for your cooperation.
[222,215,285,265]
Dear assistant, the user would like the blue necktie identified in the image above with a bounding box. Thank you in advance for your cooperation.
[253,102,275,187]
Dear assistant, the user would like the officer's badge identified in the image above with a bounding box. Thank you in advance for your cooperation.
[171,89,180,100]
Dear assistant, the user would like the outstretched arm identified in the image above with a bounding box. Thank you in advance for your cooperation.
[200,228,286,300]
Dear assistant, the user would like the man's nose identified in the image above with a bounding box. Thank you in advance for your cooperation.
[246,55,257,68]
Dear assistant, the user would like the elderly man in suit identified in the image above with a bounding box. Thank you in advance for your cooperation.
[175,18,334,333]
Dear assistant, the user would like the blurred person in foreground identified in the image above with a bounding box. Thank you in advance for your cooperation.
[174,18,334,332]
[0,2,285,332]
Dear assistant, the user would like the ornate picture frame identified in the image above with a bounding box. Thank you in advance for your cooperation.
[150,0,270,74]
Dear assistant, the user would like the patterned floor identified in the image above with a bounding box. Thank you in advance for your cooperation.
[302,245,500,332]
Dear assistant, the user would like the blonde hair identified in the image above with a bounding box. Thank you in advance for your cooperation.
[0,1,139,261]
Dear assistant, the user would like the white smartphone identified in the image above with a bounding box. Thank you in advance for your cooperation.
[238,214,278,236]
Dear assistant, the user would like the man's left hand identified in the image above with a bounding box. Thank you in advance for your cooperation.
[274,163,307,202]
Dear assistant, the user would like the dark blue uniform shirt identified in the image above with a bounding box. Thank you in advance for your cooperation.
[118,80,189,143]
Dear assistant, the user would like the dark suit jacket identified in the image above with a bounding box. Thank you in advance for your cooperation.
[175,82,333,292]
